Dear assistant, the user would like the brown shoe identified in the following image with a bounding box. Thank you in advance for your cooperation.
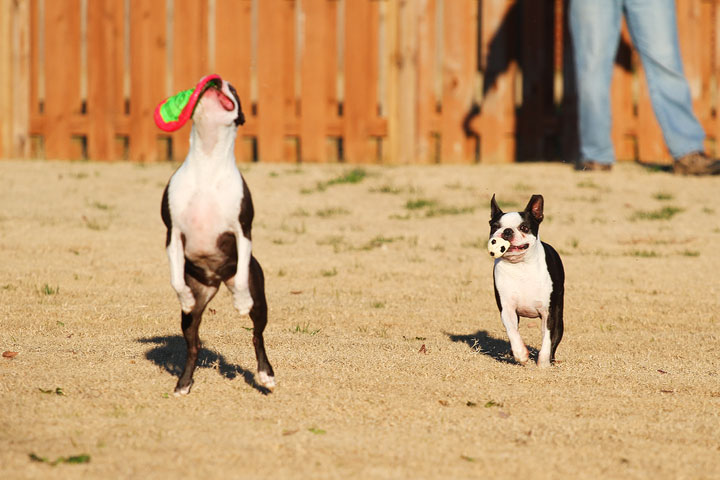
[673,151,720,175]
[574,160,612,172]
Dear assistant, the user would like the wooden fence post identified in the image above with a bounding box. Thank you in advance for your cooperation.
[442,0,478,163]
[0,0,30,158]
[300,0,329,163]
[386,0,418,164]
[257,0,289,163]
[214,0,253,162]
[87,0,123,161]
[344,0,376,163]
[128,0,166,162]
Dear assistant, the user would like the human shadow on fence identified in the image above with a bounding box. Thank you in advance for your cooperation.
[465,0,634,163]
[137,335,271,394]
[445,329,538,365]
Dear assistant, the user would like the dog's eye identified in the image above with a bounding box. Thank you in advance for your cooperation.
[519,224,529,234]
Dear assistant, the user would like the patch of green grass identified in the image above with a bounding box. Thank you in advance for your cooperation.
[389,213,411,221]
[680,250,700,257]
[90,200,113,211]
[290,208,310,217]
[577,179,601,190]
[630,206,683,221]
[289,322,321,336]
[626,250,660,258]
[39,387,65,395]
[277,269,287,277]
[316,207,350,218]
[702,207,715,215]
[425,205,475,217]
[484,400,503,408]
[308,427,326,435]
[371,301,385,309]
[370,184,403,194]
[1,283,16,291]
[513,182,534,192]
[29,453,90,466]
[360,235,404,251]
[653,191,674,201]
[316,235,346,253]
[326,168,367,186]
[82,216,110,231]
[321,267,338,277]
[405,198,437,210]
[39,284,59,296]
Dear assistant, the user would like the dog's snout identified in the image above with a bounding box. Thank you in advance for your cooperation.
[502,228,514,240]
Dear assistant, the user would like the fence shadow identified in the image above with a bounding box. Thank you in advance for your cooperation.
[445,329,538,365]
[137,335,270,395]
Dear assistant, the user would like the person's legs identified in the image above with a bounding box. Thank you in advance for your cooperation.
[624,0,705,158]
[570,0,624,165]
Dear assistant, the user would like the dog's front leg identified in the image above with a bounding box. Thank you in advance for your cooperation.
[167,228,195,313]
[226,231,253,315]
[500,308,529,364]
[537,308,552,368]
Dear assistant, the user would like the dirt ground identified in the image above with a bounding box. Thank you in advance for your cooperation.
[1,158,719,479]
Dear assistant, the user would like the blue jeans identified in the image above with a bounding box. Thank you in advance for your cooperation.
[570,0,705,164]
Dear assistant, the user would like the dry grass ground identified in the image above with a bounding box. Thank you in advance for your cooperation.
[1,159,719,479]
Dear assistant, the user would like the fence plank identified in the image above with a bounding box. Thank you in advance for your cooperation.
[87,0,123,161]
[170,0,209,161]
[477,0,514,163]
[129,0,166,162]
[611,20,635,161]
[256,0,287,162]
[344,0,375,163]
[299,0,328,163]
[215,0,252,162]
[43,0,81,159]
[416,0,437,164]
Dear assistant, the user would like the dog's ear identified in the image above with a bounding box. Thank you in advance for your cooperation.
[490,194,503,220]
[227,83,245,126]
[525,194,544,223]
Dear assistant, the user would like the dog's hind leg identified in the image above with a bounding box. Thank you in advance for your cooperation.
[538,309,552,367]
[549,301,564,363]
[175,275,218,396]
[247,255,275,390]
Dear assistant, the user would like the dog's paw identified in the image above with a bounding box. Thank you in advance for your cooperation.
[177,286,196,314]
[174,380,193,396]
[513,346,530,365]
[258,371,276,390]
[233,290,254,315]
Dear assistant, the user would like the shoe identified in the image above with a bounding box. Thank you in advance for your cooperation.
[574,160,612,172]
[673,151,720,175]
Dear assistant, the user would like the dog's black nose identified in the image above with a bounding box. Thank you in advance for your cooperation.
[502,228,513,240]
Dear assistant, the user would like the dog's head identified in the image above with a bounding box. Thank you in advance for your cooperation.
[489,194,544,261]
[192,78,245,129]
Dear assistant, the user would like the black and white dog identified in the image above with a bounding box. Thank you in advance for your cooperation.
[489,194,564,366]
[160,79,274,395]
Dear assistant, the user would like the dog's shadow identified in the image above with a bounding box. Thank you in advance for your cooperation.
[445,329,539,364]
[137,335,271,395]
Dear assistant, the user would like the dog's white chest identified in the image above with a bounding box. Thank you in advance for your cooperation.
[169,165,243,255]
[494,248,553,318]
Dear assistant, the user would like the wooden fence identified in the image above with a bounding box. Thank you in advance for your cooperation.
[0,0,719,164]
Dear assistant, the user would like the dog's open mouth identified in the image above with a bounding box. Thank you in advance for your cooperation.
[200,81,235,112]
[508,243,529,252]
